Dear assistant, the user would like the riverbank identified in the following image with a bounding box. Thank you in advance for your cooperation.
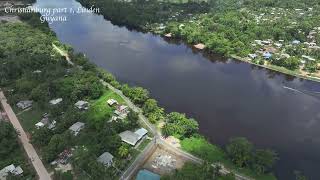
[230,55,320,83]
[77,0,320,83]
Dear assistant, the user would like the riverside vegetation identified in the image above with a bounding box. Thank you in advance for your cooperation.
[0,5,286,180]
[78,0,320,81]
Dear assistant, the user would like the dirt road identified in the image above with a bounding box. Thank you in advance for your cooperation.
[0,91,52,180]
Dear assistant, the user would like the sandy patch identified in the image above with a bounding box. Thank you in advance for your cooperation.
[142,147,188,175]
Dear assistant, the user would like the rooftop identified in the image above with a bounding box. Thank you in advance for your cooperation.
[136,169,160,180]
[107,99,118,106]
[69,122,85,135]
[16,100,33,109]
[97,152,114,167]
[119,130,140,146]
[74,100,89,110]
[50,98,63,105]
[134,128,148,140]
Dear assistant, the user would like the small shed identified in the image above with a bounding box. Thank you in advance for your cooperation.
[49,98,63,105]
[69,122,85,136]
[75,100,89,110]
[107,99,118,106]
[263,52,272,59]
[97,152,114,167]
[248,54,257,59]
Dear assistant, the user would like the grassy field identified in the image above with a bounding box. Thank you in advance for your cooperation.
[87,90,126,122]
[16,105,45,133]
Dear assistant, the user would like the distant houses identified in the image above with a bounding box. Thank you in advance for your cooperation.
[16,100,33,110]
[0,164,23,179]
[35,113,56,130]
[69,122,85,136]
[49,98,63,105]
[74,100,89,110]
[292,40,301,45]
[35,118,56,130]
[263,52,272,59]
[248,53,257,59]
[35,117,49,129]
[119,128,148,146]
[107,99,118,106]
[97,152,114,167]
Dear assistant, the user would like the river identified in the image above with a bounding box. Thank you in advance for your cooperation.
[34,0,320,179]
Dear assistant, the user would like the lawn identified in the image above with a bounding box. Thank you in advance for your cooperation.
[181,136,226,163]
[16,105,45,133]
[87,90,125,122]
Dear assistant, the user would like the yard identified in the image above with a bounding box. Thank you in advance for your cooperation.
[87,90,126,122]
[15,104,45,133]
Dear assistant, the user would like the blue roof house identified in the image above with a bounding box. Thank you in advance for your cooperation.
[136,169,160,180]
[292,40,301,45]
[263,52,272,60]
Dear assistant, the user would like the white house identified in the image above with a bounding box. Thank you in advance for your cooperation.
[16,100,33,110]
[49,98,63,105]
[119,128,148,146]
[107,99,118,106]
[69,122,85,136]
[74,100,89,110]
[97,152,114,167]
[248,54,257,59]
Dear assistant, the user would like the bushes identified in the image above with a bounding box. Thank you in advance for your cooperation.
[162,162,236,180]
[226,137,254,168]
[271,57,300,70]
[142,99,164,123]
[304,60,318,73]
[121,84,150,105]
[226,137,278,175]
[162,112,199,138]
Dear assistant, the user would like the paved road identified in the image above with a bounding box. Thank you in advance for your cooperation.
[0,91,52,180]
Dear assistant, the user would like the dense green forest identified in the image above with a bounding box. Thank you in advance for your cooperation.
[78,0,320,79]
